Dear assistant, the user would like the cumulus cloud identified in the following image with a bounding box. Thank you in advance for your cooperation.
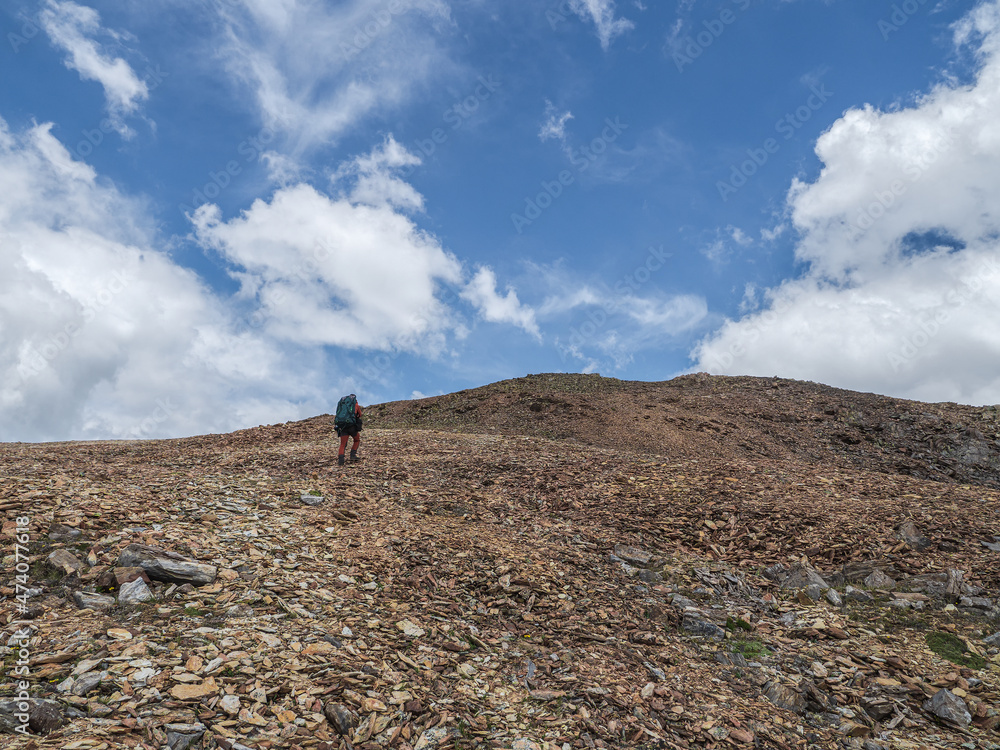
[0,116,322,441]
[461,267,541,340]
[694,0,1000,405]
[213,0,453,154]
[39,0,149,136]
[569,0,634,50]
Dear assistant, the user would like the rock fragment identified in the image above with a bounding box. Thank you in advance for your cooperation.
[46,549,83,576]
[923,688,971,727]
[117,543,217,586]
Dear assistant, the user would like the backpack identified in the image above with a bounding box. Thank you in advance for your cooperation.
[335,394,359,430]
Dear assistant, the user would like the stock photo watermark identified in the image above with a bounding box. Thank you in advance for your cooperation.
[671,0,752,73]
[887,257,999,372]
[562,244,673,357]
[878,0,931,41]
[402,74,502,171]
[850,129,954,239]
[340,0,407,59]
[510,117,628,233]
[8,515,33,735]
[716,82,833,202]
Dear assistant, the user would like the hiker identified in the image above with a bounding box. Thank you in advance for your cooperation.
[335,394,363,465]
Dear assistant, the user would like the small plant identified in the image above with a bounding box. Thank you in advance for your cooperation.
[726,616,752,632]
[925,631,986,670]
[730,639,770,659]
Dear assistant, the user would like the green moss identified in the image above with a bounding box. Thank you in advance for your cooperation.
[730,639,770,658]
[726,616,753,632]
[925,631,986,670]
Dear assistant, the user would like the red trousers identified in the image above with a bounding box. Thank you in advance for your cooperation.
[338,432,360,456]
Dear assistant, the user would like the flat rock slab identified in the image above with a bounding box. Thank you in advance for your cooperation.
[72,591,115,610]
[46,549,83,576]
[924,688,971,727]
[117,543,217,586]
[118,577,154,605]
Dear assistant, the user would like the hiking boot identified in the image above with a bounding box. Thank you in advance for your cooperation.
[349,450,359,462]
[338,455,345,466]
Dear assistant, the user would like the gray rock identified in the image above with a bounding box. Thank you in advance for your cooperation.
[72,591,115,611]
[324,703,357,735]
[669,593,698,610]
[825,588,843,607]
[681,614,725,640]
[117,577,154,605]
[638,569,663,584]
[117,543,217,586]
[888,599,912,610]
[844,586,874,603]
[165,722,206,750]
[47,523,82,542]
[762,563,788,582]
[945,569,965,602]
[764,681,807,714]
[983,631,1000,646]
[982,541,1000,553]
[863,569,896,590]
[805,583,826,601]
[897,520,931,551]
[300,493,324,506]
[959,596,993,610]
[0,698,66,735]
[46,549,83,576]
[923,688,971,727]
[779,563,829,590]
[613,544,653,566]
[414,726,459,750]
[71,671,103,696]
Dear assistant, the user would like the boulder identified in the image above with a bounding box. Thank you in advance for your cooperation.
[72,591,115,611]
[863,569,896,590]
[324,703,357,735]
[923,688,971,727]
[764,681,807,714]
[117,544,217,586]
[681,614,725,640]
[118,577,154,605]
[779,563,829,590]
[897,520,931,551]
[46,549,83,576]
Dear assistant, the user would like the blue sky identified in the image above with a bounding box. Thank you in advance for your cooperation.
[1,0,998,441]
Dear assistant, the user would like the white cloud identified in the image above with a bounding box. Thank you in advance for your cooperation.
[569,0,634,50]
[213,0,454,154]
[539,101,574,143]
[461,267,541,340]
[0,116,322,441]
[694,0,1000,405]
[39,0,149,136]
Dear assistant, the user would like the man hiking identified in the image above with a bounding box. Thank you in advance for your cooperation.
[335,394,363,466]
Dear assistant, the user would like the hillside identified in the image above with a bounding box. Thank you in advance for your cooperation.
[2,374,1000,750]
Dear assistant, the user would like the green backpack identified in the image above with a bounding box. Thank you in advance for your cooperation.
[335,394,359,430]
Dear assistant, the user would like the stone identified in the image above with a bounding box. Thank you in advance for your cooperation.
[863,569,895,590]
[764,681,807,714]
[300,493,324,506]
[220,694,241,716]
[805,583,826,601]
[762,563,787,582]
[637,568,663,584]
[396,619,425,637]
[169,677,218,700]
[165,722,206,750]
[72,591,115,611]
[888,599,912,610]
[779,563,829,590]
[71,671,103,696]
[414,726,458,750]
[0,698,66,735]
[97,566,150,591]
[825,588,843,607]
[844,586,873,603]
[47,523,81,541]
[982,540,1000,553]
[46,549,83,576]
[959,596,993,610]
[117,543,218,586]
[118,577,154,605]
[613,544,653,566]
[681,614,725,640]
[945,569,965,602]
[983,631,1000,646]
[897,520,931,551]
[324,703,357,735]
[811,661,828,679]
[923,688,971,727]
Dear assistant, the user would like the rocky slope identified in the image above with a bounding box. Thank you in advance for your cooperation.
[1,373,1000,750]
